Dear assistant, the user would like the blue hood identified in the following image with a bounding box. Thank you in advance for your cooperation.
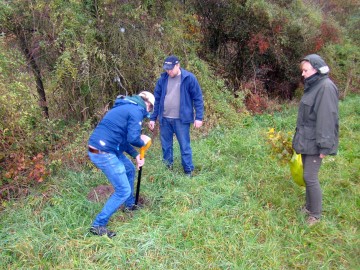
[114,95,149,118]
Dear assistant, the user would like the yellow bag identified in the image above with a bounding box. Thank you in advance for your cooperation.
[289,151,305,187]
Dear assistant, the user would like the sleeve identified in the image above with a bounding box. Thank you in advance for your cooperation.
[150,78,162,122]
[126,109,145,148]
[124,143,138,159]
[190,75,204,121]
[315,84,339,155]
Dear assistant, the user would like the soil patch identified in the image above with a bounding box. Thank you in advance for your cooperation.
[87,185,114,202]
[87,185,149,206]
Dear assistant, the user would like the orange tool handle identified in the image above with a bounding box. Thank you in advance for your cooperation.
[140,140,152,159]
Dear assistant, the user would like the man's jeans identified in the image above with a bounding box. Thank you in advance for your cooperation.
[302,154,323,219]
[118,153,136,207]
[88,152,135,227]
[160,117,194,173]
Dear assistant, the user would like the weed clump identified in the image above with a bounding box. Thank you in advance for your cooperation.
[266,128,293,165]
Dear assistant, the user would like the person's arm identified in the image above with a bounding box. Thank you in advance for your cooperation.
[127,109,146,148]
[150,78,163,123]
[149,79,163,131]
[125,134,151,169]
[124,143,138,159]
[190,75,204,123]
[315,83,339,157]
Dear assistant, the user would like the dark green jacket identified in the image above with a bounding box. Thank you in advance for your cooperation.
[292,56,339,156]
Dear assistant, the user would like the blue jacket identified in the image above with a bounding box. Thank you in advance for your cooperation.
[88,96,147,157]
[150,68,204,123]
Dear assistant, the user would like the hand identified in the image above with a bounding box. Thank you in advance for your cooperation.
[193,120,203,128]
[149,121,155,131]
[140,134,151,145]
[136,154,145,170]
[320,154,326,159]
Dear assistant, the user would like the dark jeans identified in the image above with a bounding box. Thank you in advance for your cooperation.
[302,154,323,219]
[160,117,194,173]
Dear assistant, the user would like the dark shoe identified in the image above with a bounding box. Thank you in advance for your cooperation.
[123,204,141,212]
[166,164,173,170]
[307,216,320,226]
[90,226,116,238]
[184,171,192,178]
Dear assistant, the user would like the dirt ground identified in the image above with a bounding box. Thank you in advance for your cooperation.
[87,184,148,206]
[87,185,114,202]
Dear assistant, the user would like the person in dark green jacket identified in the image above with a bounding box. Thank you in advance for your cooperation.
[292,54,339,225]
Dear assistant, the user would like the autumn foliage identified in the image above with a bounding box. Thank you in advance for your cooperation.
[191,0,345,99]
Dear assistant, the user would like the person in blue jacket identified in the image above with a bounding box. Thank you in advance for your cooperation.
[149,55,204,177]
[88,91,154,238]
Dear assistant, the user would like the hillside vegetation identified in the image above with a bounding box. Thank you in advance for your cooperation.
[0,1,359,268]
[1,0,359,193]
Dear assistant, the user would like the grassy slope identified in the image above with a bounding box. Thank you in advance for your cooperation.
[1,95,359,270]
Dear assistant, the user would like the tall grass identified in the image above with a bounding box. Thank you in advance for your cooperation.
[1,95,359,269]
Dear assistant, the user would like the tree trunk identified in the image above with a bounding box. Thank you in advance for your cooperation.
[18,34,49,118]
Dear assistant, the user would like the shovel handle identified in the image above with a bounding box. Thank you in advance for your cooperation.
[140,140,152,159]
[135,166,142,205]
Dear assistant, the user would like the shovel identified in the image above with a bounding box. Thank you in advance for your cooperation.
[135,139,152,205]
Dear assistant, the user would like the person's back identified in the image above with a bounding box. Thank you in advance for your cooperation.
[89,97,148,153]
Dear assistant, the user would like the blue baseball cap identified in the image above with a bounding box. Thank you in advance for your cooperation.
[163,55,180,70]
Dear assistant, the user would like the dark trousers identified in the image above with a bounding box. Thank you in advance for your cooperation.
[302,154,323,219]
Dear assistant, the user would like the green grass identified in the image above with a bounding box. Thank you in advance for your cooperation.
[1,95,359,269]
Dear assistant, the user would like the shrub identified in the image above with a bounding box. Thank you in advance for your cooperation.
[321,41,360,98]
[266,128,293,165]
[191,0,342,99]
